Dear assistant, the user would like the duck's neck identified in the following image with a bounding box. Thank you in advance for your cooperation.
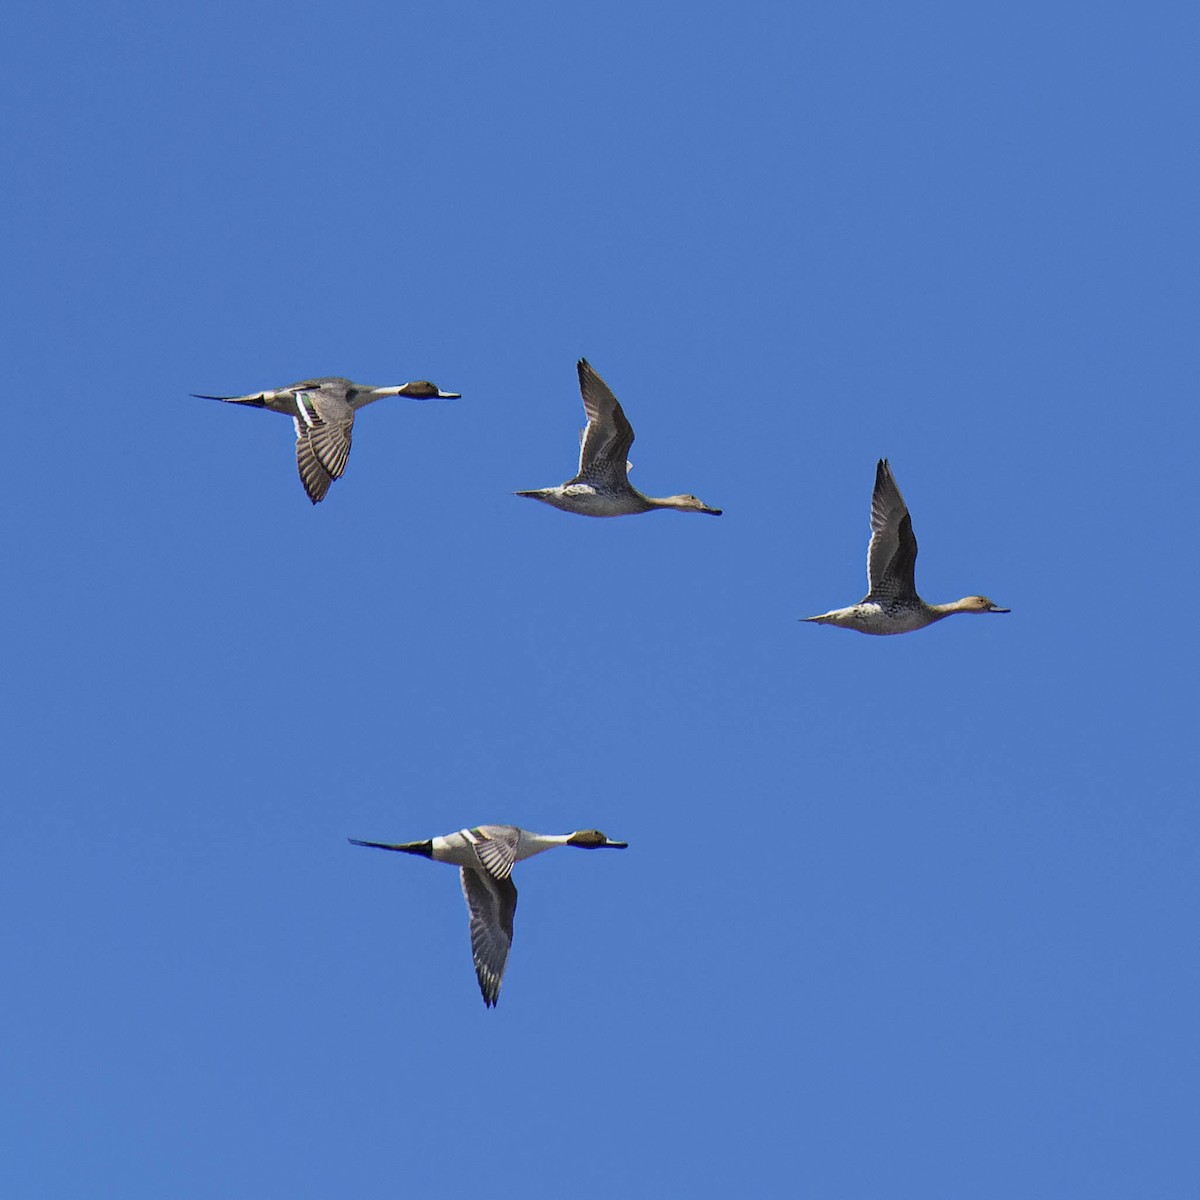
[926,599,972,620]
[350,386,388,410]
[517,832,571,860]
[640,492,691,513]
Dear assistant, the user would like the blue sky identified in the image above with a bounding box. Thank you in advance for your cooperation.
[2,3,1196,1197]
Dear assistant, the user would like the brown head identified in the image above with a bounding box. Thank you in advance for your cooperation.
[658,494,723,516]
[392,380,461,400]
[954,595,1010,614]
[567,829,629,849]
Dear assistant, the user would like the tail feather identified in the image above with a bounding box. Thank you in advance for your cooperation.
[348,837,433,858]
[192,392,268,408]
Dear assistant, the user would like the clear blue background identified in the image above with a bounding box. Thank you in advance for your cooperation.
[2,3,1196,1197]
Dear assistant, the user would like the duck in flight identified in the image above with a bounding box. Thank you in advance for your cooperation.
[803,459,1010,635]
[348,824,628,1007]
[193,376,460,503]
[515,359,722,517]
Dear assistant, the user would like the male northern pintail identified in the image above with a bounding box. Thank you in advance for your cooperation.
[803,459,1010,635]
[193,376,460,503]
[349,824,628,1008]
[515,359,722,517]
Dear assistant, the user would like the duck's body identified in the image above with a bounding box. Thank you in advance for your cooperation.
[803,459,1009,636]
[518,481,675,517]
[804,596,999,634]
[193,375,460,503]
[515,359,722,518]
[349,824,627,1007]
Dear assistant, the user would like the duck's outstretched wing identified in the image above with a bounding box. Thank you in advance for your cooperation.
[866,459,919,601]
[575,359,635,485]
[460,867,517,1008]
[294,390,355,504]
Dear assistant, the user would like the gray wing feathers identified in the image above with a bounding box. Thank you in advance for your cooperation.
[460,867,517,1008]
[866,459,919,600]
[471,825,521,880]
[293,394,355,504]
[575,360,635,482]
[295,438,337,504]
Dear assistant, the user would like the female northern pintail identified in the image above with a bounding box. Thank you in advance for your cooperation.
[349,824,628,1008]
[803,459,1010,635]
[193,376,460,503]
[515,359,722,517]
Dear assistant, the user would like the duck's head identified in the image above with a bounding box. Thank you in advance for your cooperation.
[567,829,629,849]
[957,595,1010,614]
[374,380,461,400]
[662,493,723,516]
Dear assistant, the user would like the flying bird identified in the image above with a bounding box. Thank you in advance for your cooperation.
[515,359,722,517]
[193,375,460,503]
[803,459,1010,635]
[349,824,628,1007]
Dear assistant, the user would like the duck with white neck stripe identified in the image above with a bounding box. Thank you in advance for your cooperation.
[349,824,628,1008]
